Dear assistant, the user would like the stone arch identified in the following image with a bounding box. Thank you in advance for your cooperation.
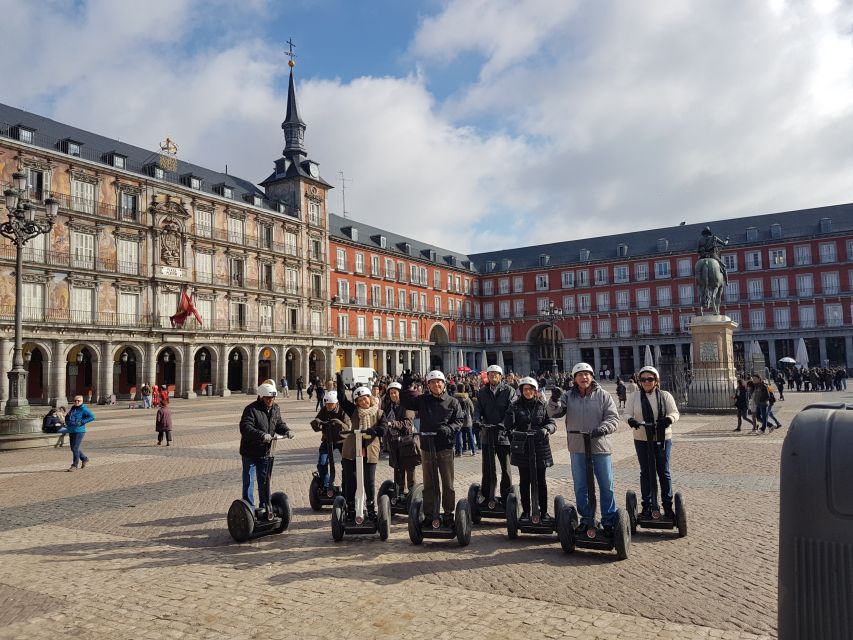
[256,345,279,388]
[191,345,218,395]
[66,343,99,403]
[155,345,184,396]
[112,343,146,399]
[22,340,51,404]
[226,345,251,393]
[527,323,565,374]
[428,323,450,371]
[283,347,301,388]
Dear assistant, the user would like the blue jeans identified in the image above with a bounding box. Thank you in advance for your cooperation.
[634,439,672,510]
[317,442,342,487]
[755,404,769,431]
[69,432,88,467]
[242,456,270,509]
[142,395,152,408]
[767,405,782,427]
[455,426,475,454]
[570,452,617,527]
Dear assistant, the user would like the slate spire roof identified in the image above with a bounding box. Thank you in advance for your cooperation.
[282,68,307,158]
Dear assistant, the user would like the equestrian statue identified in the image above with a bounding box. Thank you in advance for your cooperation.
[695,226,729,316]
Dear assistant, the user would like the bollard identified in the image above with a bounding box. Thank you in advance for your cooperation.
[779,403,853,639]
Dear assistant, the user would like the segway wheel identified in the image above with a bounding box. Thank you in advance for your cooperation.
[408,497,424,545]
[467,483,482,523]
[407,483,423,511]
[379,479,396,502]
[455,499,472,547]
[270,492,292,533]
[554,495,566,530]
[331,496,346,542]
[227,499,254,543]
[674,492,688,538]
[506,493,519,540]
[625,490,638,535]
[378,494,391,541]
[308,476,323,511]
[557,505,577,554]
[614,508,630,560]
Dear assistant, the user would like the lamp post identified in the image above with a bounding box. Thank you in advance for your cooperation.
[1,171,58,417]
[539,301,563,376]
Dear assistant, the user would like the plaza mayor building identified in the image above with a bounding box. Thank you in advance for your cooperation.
[2,65,853,408]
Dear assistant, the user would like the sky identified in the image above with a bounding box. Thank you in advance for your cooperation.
[2,0,853,254]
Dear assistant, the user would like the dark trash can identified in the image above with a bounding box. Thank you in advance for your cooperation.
[779,403,853,639]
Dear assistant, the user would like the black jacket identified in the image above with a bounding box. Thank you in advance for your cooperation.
[239,400,290,458]
[505,396,556,468]
[400,389,462,452]
[474,382,517,446]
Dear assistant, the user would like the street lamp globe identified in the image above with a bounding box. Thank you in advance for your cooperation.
[12,172,27,192]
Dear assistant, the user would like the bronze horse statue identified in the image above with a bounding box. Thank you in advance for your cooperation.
[695,258,725,316]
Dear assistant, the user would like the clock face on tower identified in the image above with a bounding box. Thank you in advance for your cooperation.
[308,162,319,178]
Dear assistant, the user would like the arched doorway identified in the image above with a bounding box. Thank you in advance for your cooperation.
[115,347,139,398]
[528,324,563,374]
[68,346,95,402]
[156,348,177,393]
[228,349,244,392]
[429,323,449,371]
[308,350,326,384]
[284,349,299,386]
[24,345,45,403]
[194,348,213,394]
[257,346,277,386]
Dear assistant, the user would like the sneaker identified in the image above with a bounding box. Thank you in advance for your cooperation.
[81,460,87,469]
[454,452,462,458]
[442,513,455,528]
[733,427,741,432]
[67,466,76,472]
[540,512,551,523]
[640,506,652,519]
[470,450,476,456]
[575,522,588,535]
[520,511,530,521]
[663,506,675,519]
[602,525,615,539]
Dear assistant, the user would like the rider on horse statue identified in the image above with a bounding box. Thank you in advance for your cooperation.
[697,227,729,286]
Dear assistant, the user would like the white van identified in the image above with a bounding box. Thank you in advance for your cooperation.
[340,367,378,390]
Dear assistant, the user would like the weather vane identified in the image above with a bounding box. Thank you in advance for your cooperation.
[286,38,297,68]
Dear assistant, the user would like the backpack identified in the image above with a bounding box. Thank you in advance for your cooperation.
[768,385,777,405]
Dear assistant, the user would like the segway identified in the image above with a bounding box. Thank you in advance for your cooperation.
[557,431,630,560]
[379,479,423,516]
[227,433,293,543]
[467,423,517,523]
[331,429,391,541]
[506,430,567,539]
[625,422,687,537]
[408,431,472,546]
[309,422,343,511]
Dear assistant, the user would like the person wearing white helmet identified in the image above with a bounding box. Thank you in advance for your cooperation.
[310,390,351,492]
[335,373,387,520]
[547,363,621,538]
[381,381,420,495]
[239,379,291,512]
[622,366,680,519]
[505,377,557,521]
[400,368,463,527]
[473,364,516,504]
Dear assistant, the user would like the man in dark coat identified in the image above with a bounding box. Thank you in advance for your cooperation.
[473,365,517,503]
[239,380,291,512]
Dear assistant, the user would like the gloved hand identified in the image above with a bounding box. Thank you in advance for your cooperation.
[657,416,673,429]
[590,426,609,438]
[360,429,374,440]
[473,421,483,431]
[438,425,454,441]
[283,430,293,439]
[402,370,414,390]
[627,418,640,430]
[550,387,562,402]
[536,427,550,442]
[263,433,273,443]
[329,419,345,430]
[310,419,322,432]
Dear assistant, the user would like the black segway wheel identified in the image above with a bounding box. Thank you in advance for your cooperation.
[625,490,638,534]
[379,479,396,502]
[270,492,292,533]
[378,494,391,541]
[674,492,687,538]
[506,493,519,540]
[406,483,423,511]
[408,497,424,545]
[227,499,254,543]
[467,483,482,523]
[331,496,346,542]
[554,495,566,529]
[558,505,577,554]
[614,508,630,560]
[308,476,323,511]
[455,499,472,547]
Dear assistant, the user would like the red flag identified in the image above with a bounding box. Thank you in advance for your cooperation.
[170,289,203,328]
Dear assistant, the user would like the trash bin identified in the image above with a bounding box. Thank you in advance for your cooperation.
[779,403,853,640]
[206,384,214,397]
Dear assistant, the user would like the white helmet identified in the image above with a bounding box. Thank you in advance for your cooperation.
[426,370,446,383]
[353,386,372,400]
[257,380,277,397]
[387,382,402,391]
[486,365,504,375]
[638,366,659,380]
[518,376,538,391]
[323,390,338,404]
[571,362,595,378]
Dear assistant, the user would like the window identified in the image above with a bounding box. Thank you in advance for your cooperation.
[578,294,591,312]
[536,274,549,290]
[386,318,394,339]
[311,310,322,333]
[227,217,244,244]
[769,248,786,267]
[562,296,574,314]
[385,258,395,279]
[22,282,44,321]
[822,271,840,295]
[579,320,592,339]
[794,245,812,265]
[483,280,494,295]
[259,304,273,331]
[455,276,461,292]
[473,280,479,295]
[499,300,510,318]
[262,264,276,293]
[679,314,693,332]
[71,231,95,270]
[71,179,95,214]
[799,305,816,328]
[447,274,452,290]
[728,310,741,326]
[22,232,45,262]
[484,302,494,319]
[513,276,523,292]
[637,316,651,335]
[195,209,212,238]
[67,141,81,156]
[617,317,631,337]
[308,200,321,225]
[309,239,322,261]
[745,251,762,270]
[399,290,407,310]
[594,267,608,285]
[117,238,139,275]
[410,291,418,310]
[285,268,299,295]
[825,303,843,327]
[614,265,629,283]
[229,258,245,287]
[725,281,739,302]
[385,287,394,308]
[371,317,381,338]
[657,286,672,307]
[159,291,179,326]
[119,192,137,221]
[337,314,349,337]
[26,167,46,202]
[399,262,407,282]
[474,302,481,319]
[616,290,630,310]
[636,288,650,309]
[561,271,575,288]
[500,325,512,343]
[118,292,138,326]
[749,309,766,330]
[577,270,589,286]
[420,293,427,312]
[677,258,692,277]
[258,224,273,250]
[285,231,297,256]
[434,296,441,314]
[722,254,737,271]
[463,277,470,293]
[679,284,693,305]
[847,240,853,260]
[747,279,763,300]
[228,302,247,329]
[659,315,673,334]
[635,263,648,281]
[311,273,323,298]
[352,316,365,339]
[654,260,671,278]
[411,321,419,340]
[433,270,441,289]
[18,127,33,143]
[774,307,790,329]
[70,287,94,323]
[820,241,837,263]
[189,176,201,190]
[399,320,406,340]
[771,276,788,298]
[499,278,510,294]
[371,255,380,276]
[746,227,758,242]
[596,292,610,311]
[515,299,525,317]
[796,273,814,297]
[336,248,347,271]
[410,264,418,283]
[484,326,495,344]
[597,319,611,338]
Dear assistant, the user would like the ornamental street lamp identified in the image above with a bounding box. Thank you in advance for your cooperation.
[1,171,58,417]
[539,301,563,376]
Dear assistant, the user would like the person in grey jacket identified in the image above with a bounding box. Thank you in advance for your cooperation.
[547,362,620,538]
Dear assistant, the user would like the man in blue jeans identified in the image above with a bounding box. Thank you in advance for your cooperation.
[547,363,620,537]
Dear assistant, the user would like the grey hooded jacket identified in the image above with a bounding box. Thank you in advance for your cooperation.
[546,381,619,454]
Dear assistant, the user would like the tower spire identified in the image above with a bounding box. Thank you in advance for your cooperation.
[282,38,306,158]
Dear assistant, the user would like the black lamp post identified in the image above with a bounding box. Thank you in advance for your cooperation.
[539,301,563,376]
[1,171,58,416]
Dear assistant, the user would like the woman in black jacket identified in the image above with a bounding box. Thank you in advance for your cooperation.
[732,378,753,432]
[504,376,556,521]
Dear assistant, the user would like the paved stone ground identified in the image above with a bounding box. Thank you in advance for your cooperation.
[0,385,842,639]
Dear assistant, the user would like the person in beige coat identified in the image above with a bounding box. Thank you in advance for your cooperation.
[621,365,680,519]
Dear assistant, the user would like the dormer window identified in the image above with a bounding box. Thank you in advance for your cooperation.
[182,174,201,190]
[145,163,165,179]
[770,223,782,239]
[215,184,233,198]
[62,138,82,157]
[430,250,437,261]
[501,258,512,270]
[819,217,832,233]
[617,243,628,257]
[14,126,34,143]
[539,254,550,266]
[108,152,127,169]
[399,242,411,255]
[579,249,590,262]
[746,227,758,242]
[657,238,669,252]
[486,261,496,273]
[371,234,387,248]
[277,203,287,214]
[252,195,262,207]
[351,228,358,242]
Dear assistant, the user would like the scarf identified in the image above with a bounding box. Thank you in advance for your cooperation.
[639,388,666,441]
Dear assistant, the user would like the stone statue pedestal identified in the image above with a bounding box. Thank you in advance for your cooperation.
[0,415,55,450]
[687,315,738,412]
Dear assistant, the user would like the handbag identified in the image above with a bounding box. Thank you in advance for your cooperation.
[510,431,528,457]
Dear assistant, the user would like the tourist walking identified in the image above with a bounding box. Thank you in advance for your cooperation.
[156,396,173,446]
[140,382,153,409]
[65,395,94,471]
[732,379,753,432]
[296,376,304,400]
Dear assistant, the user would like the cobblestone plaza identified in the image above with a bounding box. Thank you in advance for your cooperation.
[0,387,827,639]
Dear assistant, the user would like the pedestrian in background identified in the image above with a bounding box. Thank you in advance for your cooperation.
[280,376,290,398]
[65,395,94,471]
[732,379,753,432]
[140,382,152,409]
[156,396,173,446]
[616,378,627,409]
[296,376,304,400]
